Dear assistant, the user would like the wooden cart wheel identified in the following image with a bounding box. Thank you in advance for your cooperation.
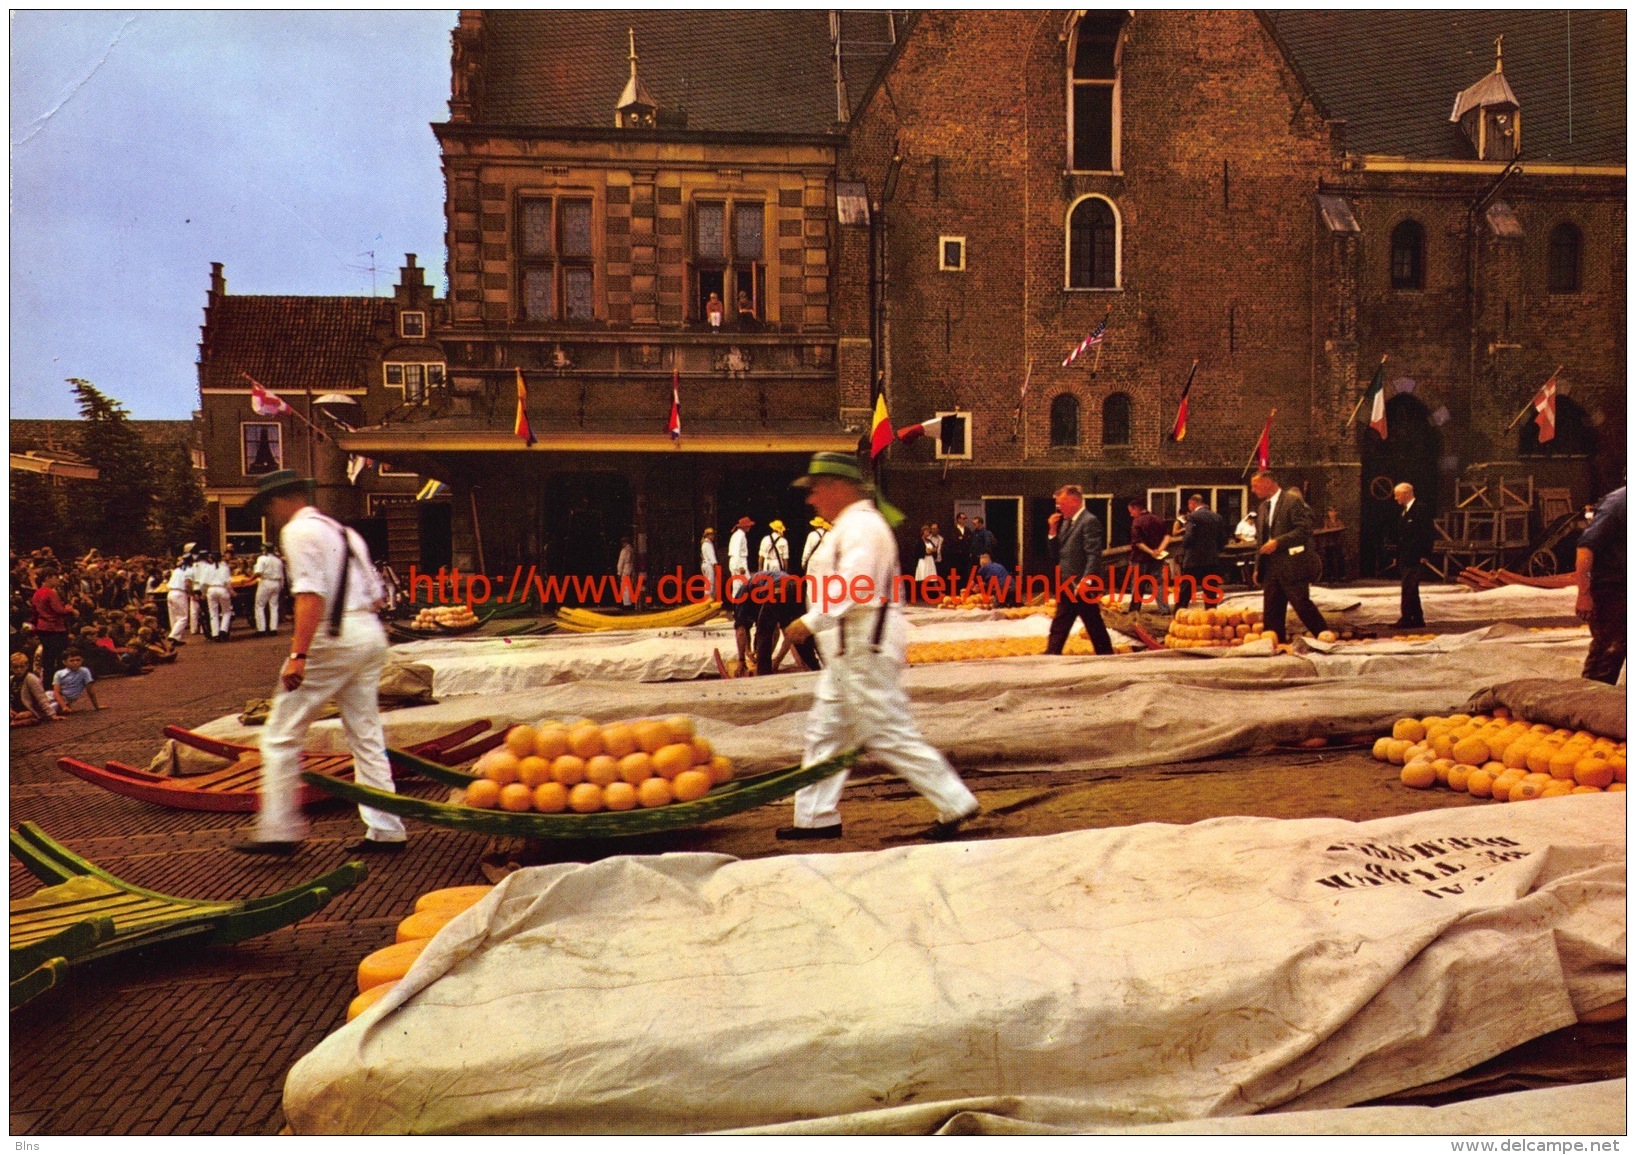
[1369,476,1395,501]
[1527,548,1559,577]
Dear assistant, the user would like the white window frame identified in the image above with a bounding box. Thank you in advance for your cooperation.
[932,410,972,460]
[240,421,283,477]
[384,361,447,404]
[1064,193,1122,291]
[938,235,967,272]
[1148,485,1250,530]
[400,311,426,338]
[1067,14,1126,174]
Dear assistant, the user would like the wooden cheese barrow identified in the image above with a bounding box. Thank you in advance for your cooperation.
[56,719,505,813]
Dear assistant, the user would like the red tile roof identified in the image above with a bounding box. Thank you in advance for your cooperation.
[198,295,394,395]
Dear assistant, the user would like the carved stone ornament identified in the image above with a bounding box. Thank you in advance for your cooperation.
[633,344,661,368]
[717,346,751,377]
[550,343,574,372]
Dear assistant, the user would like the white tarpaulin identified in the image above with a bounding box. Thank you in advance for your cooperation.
[729,1078,1628,1135]
[285,794,1624,1134]
[193,627,1591,775]
[1219,582,1577,626]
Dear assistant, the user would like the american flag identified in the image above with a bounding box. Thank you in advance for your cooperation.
[1062,309,1111,368]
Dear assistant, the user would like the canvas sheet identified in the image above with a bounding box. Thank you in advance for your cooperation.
[729,1078,1627,1135]
[387,610,1131,695]
[1219,582,1578,626]
[283,795,1625,1134]
[192,628,1591,775]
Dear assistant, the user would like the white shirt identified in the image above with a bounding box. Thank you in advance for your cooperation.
[616,544,635,577]
[758,533,788,572]
[802,530,825,570]
[1263,490,1281,533]
[700,539,718,572]
[280,505,382,613]
[199,561,232,590]
[727,528,750,576]
[253,553,286,584]
[798,498,901,635]
[187,561,211,591]
[167,566,191,593]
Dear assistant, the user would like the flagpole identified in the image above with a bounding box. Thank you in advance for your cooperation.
[1242,407,1276,479]
[1013,358,1033,445]
[1345,353,1389,428]
[1508,365,1564,429]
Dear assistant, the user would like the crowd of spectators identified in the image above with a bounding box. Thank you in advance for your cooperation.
[10,547,183,726]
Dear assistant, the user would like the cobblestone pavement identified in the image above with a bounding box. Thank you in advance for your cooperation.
[10,610,1615,1134]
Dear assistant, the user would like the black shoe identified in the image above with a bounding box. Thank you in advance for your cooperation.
[231,838,301,856]
[775,824,843,841]
[921,807,981,842]
[342,837,407,854]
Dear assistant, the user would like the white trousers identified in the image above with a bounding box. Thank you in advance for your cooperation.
[256,611,406,843]
[255,581,282,632]
[189,595,203,633]
[207,587,233,636]
[166,592,190,642]
[793,610,977,829]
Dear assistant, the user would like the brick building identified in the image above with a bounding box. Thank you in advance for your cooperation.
[839,10,1623,577]
[195,257,450,569]
[334,11,908,583]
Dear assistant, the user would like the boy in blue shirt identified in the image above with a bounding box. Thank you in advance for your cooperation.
[51,651,102,715]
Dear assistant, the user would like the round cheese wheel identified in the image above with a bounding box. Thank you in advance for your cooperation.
[413,885,493,914]
[395,909,455,943]
[358,939,428,994]
[347,980,399,1022]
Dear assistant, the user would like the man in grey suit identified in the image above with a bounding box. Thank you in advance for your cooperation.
[1251,470,1329,642]
[1045,484,1114,655]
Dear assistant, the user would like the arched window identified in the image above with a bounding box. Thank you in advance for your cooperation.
[1102,393,1132,447]
[1390,220,1424,290]
[1069,12,1128,172]
[1067,196,1119,289]
[1049,393,1080,447]
[1548,223,1582,293]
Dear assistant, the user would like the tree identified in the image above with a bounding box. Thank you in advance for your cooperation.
[149,438,210,553]
[10,468,76,556]
[69,378,155,556]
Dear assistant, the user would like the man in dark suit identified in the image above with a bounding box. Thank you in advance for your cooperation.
[1389,482,1434,628]
[1045,484,1114,655]
[1251,470,1329,643]
[1175,492,1227,609]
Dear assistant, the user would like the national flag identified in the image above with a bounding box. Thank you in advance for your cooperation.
[896,415,945,445]
[1061,309,1111,368]
[869,392,893,460]
[1532,372,1558,444]
[667,369,682,441]
[1365,357,1389,439]
[249,380,294,417]
[513,368,536,447]
[416,479,449,501]
[1251,410,1275,471]
[1168,359,1199,442]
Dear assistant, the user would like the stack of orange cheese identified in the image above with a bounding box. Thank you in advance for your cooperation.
[347,884,496,1022]
[1375,709,1627,801]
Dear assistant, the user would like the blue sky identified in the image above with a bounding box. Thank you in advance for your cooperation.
[10,10,456,419]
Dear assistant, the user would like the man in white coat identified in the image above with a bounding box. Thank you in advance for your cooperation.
[200,552,235,641]
[165,556,193,644]
[779,453,980,841]
[615,536,637,608]
[253,543,287,635]
[727,516,755,673]
[699,528,718,591]
[232,470,407,856]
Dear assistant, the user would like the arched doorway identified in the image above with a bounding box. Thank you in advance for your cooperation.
[1359,393,1440,577]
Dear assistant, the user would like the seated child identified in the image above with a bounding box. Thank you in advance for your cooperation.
[52,650,102,714]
